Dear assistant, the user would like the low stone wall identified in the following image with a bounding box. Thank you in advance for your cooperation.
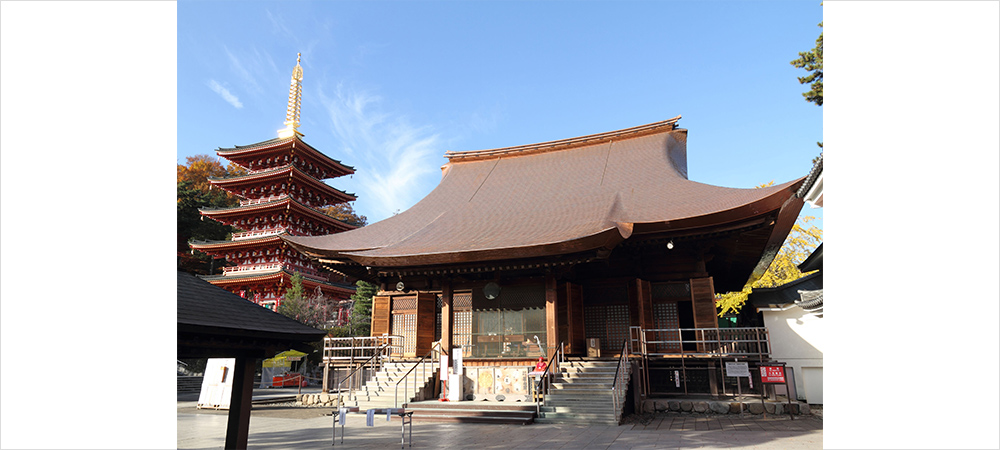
[296,393,341,407]
[642,399,810,416]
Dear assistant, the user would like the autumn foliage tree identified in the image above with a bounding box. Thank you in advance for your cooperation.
[177,155,247,274]
[716,182,823,316]
[317,203,368,228]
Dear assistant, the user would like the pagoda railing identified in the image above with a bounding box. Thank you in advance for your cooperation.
[231,227,287,241]
[222,263,283,275]
[239,194,287,207]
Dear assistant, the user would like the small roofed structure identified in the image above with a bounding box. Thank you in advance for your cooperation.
[177,271,326,449]
[282,117,806,400]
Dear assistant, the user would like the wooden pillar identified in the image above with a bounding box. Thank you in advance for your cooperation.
[565,282,584,355]
[225,356,256,450]
[440,281,453,355]
[321,362,330,394]
[545,274,559,356]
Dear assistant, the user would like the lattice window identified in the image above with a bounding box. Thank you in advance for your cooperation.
[453,311,472,352]
[584,304,631,353]
[392,313,416,355]
[652,282,690,300]
[392,295,417,312]
[652,302,681,352]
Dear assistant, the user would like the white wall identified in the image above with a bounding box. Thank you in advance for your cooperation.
[761,308,823,404]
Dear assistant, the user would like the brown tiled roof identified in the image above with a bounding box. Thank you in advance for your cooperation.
[283,119,803,267]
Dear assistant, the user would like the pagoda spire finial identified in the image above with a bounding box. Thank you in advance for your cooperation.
[278,53,304,138]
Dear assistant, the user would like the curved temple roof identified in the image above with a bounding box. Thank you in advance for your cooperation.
[283,118,803,268]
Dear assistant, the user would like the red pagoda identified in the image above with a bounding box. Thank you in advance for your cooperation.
[190,54,358,319]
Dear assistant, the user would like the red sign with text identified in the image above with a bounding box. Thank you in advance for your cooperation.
[759,366,786,383]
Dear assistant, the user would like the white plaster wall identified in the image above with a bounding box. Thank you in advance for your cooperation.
[762,308,823,404]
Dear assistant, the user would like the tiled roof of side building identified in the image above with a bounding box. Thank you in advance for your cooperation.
[284,118,805,267]
[177,271,326,339]
[795,153,822,199]
[197,269,356,291]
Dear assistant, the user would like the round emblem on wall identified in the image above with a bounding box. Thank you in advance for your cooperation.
[484,282,500,300]
[396,281,405,291]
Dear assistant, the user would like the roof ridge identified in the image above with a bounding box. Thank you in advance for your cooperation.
[444,116,681,162]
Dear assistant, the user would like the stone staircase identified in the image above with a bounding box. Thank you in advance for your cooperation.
[535,358,629,425]
[344,361,437,410]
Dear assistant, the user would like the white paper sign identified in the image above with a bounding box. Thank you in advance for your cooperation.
[675,370,681,388]
[452,347,463,375]
[725,362,750,378]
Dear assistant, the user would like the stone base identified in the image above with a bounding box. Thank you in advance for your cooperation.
[296,393,340,407]
[641,399,811,416]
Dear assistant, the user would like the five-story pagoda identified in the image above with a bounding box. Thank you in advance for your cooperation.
[190,54,358,315]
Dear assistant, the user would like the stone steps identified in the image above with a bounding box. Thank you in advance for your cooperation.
[537,357,628,425]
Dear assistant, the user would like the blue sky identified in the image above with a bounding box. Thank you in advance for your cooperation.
[178,1,824,225]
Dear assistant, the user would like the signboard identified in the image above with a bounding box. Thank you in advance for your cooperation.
[725,362,750,378]
[760,365,786,383]
[452,347,463,375]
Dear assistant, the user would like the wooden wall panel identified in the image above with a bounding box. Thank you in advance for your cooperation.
[414,292,437,357]
[370,296,391,337]
[690,277,717,329]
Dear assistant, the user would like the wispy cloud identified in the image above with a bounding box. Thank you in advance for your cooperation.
[318,83,443,222]
[224,45,263,95]
[207,79,243,109]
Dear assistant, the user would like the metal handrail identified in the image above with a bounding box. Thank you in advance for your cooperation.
[393,342,446,409]
[610,338,630,424]
[637,327,771,357]
[536,341,564,416]
[335,343,390,404]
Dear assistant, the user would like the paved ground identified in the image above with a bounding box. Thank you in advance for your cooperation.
[178,401,822,449]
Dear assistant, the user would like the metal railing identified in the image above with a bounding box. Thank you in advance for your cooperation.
[335,343,391,404]
[633,327,770,358]
[610,339,631,424]
[535,341,564,416]
[394,342,445,409]
[324,335,402,366]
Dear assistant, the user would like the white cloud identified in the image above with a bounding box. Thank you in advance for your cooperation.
[318,83,443,222]
[207,79,243,109]
[224,45,262,95]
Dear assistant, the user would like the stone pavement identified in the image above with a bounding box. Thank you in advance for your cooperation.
[178,402,822,449]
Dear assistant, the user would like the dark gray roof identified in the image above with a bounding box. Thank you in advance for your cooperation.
[177,271,327,358]
[795,153,823,199]
[748,271,823,307]
[798,243,823,273]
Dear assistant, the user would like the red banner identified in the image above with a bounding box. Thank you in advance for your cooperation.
[759,365,786,383]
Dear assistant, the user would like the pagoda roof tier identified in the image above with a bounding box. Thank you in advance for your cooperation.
[217,136,354,179]
[283,118,805,284]
[189,234,284,252]
[199,268,356,295]
[208,163,356,205]
[199,196,357,234]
